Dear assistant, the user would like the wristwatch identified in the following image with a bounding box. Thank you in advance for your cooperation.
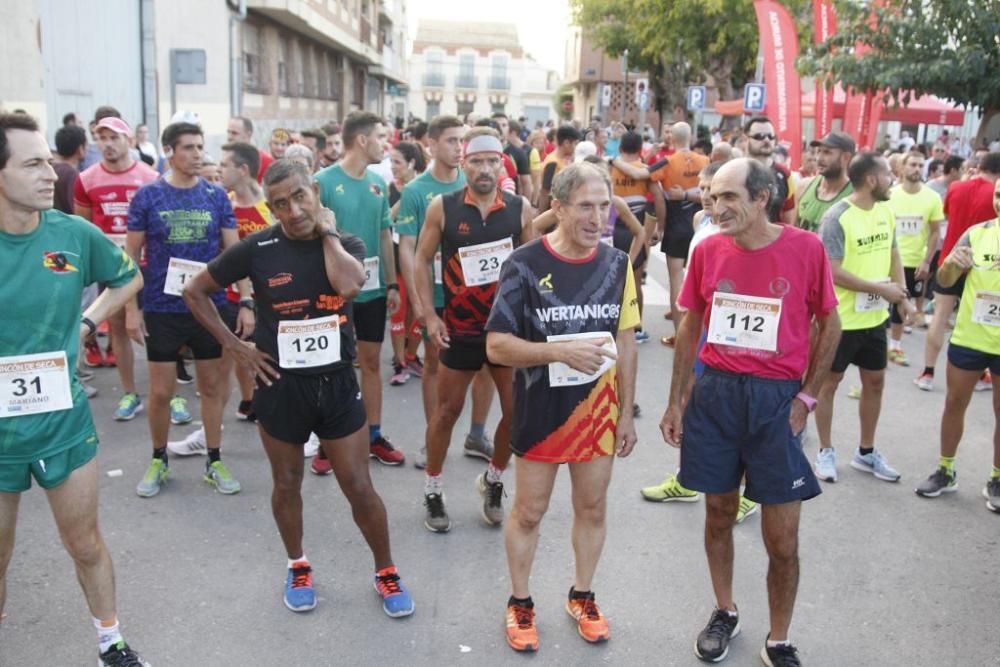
[325,228,342,240]
[239,299,256,312]
[795,391,818,413]
[386,283,400,291]
[81,316,97,337]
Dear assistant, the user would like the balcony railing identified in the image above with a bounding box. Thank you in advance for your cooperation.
[488,75,511,90]
[422,72,445,88]
[456,74,478,90]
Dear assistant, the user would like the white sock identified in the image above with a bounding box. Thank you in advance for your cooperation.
[425,473,443,495]
[288,554,308,569]
[767,637,791,648]
[485,463,504,484]
[889,339,901,351]
[94,617,122,653]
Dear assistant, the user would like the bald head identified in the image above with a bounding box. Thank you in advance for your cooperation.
[711,141,733,163]
[672,122,692,149]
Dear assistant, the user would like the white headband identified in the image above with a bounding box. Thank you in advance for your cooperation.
[464,135,503,157]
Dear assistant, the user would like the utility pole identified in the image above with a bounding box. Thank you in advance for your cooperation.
[622,49,629,126]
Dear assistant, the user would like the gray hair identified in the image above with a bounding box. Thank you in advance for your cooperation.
[671,122,692,148]
[263,158,313,192]
[743,158,775,205]
[551,162,612,203]
[283,143,315,169]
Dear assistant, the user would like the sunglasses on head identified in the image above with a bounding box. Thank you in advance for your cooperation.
[750,133,776,141]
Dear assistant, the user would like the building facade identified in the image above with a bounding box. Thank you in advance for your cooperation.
[407,20,559,126]
[0,0,408,156]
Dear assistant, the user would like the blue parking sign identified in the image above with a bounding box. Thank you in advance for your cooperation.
[687,86,706,112]
[744,83,766,113]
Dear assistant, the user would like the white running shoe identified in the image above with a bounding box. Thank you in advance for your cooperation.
[304,433,320,458]
[167,427,211,456]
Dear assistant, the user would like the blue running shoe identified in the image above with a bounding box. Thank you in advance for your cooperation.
[634,330,650,344]
[113,393,143,421]
[284,560,317,612]
[374,566,414,618]
[170,395,192,425]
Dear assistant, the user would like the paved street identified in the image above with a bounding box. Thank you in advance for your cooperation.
[5,258,999,666]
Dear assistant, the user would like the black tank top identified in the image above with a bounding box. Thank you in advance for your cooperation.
[440,187,524,339]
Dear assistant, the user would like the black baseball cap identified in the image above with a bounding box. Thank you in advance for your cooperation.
[810,131,856,153]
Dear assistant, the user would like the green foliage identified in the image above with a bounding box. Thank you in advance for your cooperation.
[798,0,1000,112]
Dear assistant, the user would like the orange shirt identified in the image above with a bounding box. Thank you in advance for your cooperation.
[650,150,709,192]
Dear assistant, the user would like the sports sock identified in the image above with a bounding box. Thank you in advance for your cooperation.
[859,446,874,456]
[508,595,533,608]
[923,366,935,377]
[424,473,443,495]
[369,424,382,443]
[939,456,956,472]
[469,422,486,441]
[991,466,1000,480]
[208,449,221,463]
[767,637,792,648]
[889,338,901,351]
[288,554,308,569]
[152,447,167,463]
[486,462,504,484]
[94,617,122,654]
[569,587,592,600]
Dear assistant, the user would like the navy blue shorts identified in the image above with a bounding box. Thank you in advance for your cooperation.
[948,342,1000,376]
[678,368,822,505]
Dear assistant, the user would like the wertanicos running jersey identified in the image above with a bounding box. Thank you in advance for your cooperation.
[207,226,366,375]
[485,237,640,463]
[0,210,137,463]
[440,188,524,339]
[950,219,1000,355]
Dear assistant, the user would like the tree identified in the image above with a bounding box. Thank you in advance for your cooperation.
[798,0,1000,144]
[571,0,810,125]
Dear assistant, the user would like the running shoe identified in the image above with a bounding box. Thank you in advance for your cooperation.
[99,640,150,666]
[204,460,242,494]
[640,474,700,502]
[915,467,957,497]
[83,382,99,399]
[176,359,193,384]
[284,560,317,612]
[983,479,1000,513]
[913,312,928,329]
[913,373,934,392]
[389,363,410,386]
[103,349,117,367]
[77,367,95,381]
[633,403,641,418]
[695,607,741,662]
[903,325,913,335]
[565,588,610,643]
[303,433,320,458]
[235,399,256,422]
[735,496,759,524]
[815,448,838,482]
[310,453,333,476]
[505,601,539,652]
[761,638,802,667]
[463,433,494,460]
[169,395,192,425]
[634,330,650,344]
[374,566,415,617]
[660,335,676,347]
[83,339,104,368]
[477,472,505,526]
[370,435,405,465]
[424,492,451,533]
[975,370,993,392]
[850,448,901,482]
[405,356,424,377]
[113,393,143,421]
[413,446,427,470]
[846,386,862,400]
[136,459,169,497]
[888,349,910,367]
[167,427,208,456]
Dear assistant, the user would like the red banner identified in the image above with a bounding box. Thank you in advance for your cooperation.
[754,0,803,168]
[812,0,837,140]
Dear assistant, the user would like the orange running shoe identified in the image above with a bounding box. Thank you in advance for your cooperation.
[565,588,610,643]
[505,600,539,652]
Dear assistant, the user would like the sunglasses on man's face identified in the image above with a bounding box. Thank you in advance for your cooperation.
[749,133,776,141]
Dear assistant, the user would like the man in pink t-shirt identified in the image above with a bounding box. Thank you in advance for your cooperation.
[74,116,158,420]
[659,158,842,664]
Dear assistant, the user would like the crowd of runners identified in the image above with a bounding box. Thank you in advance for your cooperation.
[2,104,998,667]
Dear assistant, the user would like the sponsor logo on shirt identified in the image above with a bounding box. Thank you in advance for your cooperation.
[335,184,346,195]
[257,238,279,246]
[267,272,294,288]
[98,192,118,201]
[538,273,554,292]
[317,294,346,312]
[458,222,471,234]
[42,251,79,273]
[534,303,621,322]
[369,183,382,197]
[855,232,890,248]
